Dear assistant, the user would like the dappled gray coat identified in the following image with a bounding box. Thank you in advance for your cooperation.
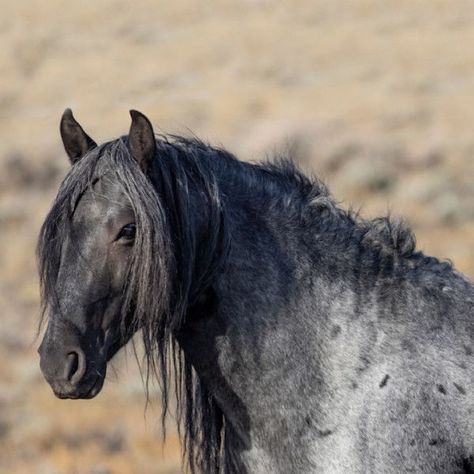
[38,110,474,473]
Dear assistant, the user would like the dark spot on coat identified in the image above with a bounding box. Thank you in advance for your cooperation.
[351,381,358,390]
[357,355,371,373]
[330,324,341,339]
[429,438,446,446]
[464,345,473,356]
[379,374,390,388]
[453,383,466,395]
[437,384,447,395]
[305,415,332,437]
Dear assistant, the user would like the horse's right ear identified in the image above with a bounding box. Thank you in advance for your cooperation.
[128,110,156,171]
[60,109,97,164]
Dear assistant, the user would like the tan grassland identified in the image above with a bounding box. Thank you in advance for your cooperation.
[0,1,473,473]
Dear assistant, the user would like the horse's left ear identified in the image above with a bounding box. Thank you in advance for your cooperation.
[129,110,156,171]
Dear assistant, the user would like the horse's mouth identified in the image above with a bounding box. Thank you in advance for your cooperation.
[53,373,105,400]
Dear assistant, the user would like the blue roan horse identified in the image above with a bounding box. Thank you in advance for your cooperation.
[38,110,474,473]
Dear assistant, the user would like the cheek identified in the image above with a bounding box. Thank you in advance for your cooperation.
[101,250,131,330]
[101,297,123,331]
[108,245,132,290]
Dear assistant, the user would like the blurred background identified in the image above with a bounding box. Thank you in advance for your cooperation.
[1,1,473,473]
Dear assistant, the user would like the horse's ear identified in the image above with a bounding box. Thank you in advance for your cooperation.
[128,110,156,171]
[60,109,97,164]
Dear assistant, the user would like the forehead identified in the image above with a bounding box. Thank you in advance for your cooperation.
[73,170,133,223]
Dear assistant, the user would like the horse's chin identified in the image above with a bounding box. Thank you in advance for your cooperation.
[51,372,106,400]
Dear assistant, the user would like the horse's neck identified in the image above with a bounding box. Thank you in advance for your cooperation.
[177,178,362,452]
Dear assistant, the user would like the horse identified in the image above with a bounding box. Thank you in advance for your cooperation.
[37,109,474,473]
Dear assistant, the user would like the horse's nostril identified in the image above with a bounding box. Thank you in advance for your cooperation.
[66,352,79,380]
[65,350,86,385]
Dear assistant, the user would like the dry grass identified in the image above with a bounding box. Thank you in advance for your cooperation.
[0,1,473,472]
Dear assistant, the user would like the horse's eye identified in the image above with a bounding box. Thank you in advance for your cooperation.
[117,223,136,242]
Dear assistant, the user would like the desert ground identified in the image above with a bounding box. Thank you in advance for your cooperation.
[0,1,473,473]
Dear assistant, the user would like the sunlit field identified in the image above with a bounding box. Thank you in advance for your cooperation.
[1,1,473,472]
